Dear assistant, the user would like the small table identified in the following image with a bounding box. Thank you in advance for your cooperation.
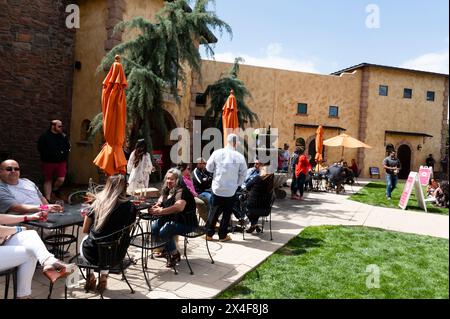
[24,204,84,260]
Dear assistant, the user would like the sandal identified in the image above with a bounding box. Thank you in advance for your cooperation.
[97,274,108,293]
[84,273,96,292]
[153,251,168,258]
[246,225,257,234]
[165,251,181,268]
[43,260,75,284]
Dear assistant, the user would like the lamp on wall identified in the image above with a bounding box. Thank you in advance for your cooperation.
[417,144,422,151]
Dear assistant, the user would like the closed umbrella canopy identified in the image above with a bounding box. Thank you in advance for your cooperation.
[323,133,372,158]
[93,55,128,176]
[222,89,239,146]
[315,125,324,163]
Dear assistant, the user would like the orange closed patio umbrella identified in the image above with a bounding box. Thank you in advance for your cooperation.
[222,89,239,146]
[315,125,324,163]
[93,55,128,176]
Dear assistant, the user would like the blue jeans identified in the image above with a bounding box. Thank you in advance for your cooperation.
[385,173,398,198]
[198,191,212,206]
[151,219,194,253]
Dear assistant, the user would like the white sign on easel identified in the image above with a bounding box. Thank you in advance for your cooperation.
[418,166,432,186]
[398,171,427,212]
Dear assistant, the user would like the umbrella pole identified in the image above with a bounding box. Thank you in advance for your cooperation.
[341,147,344,159]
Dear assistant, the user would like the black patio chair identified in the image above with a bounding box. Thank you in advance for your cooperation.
[129,213,169,290]
[179,210,214,275]
[0,267,17,299]
[61,221,137,299]
[245,192,276,241]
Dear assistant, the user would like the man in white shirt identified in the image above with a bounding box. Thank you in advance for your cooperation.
[0,160,62,214]
[206,134,247,242]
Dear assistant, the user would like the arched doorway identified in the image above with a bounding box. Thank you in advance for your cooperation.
[149,110,178,179]
[308,139,316,166]
[307,138,325,167]
[397,144,411,179]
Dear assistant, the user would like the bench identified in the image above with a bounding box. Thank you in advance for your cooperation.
[369,167,380,179]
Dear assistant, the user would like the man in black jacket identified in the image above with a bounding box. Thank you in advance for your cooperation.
[192,157,213,205]
[37,120,71,202]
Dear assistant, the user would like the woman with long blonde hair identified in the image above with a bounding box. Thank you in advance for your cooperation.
[80,174,137,292]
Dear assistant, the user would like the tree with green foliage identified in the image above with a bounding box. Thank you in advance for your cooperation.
[89,0,232,152]
[202,57,257,130]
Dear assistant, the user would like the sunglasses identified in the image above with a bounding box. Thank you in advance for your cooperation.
[2,167,20,172]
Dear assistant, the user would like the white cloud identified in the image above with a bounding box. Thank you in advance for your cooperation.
[205,43,319,73]
[400,47,449,74]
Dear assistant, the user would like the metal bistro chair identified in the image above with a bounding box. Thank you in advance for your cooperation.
[63,222,137,299]
[245,192,276,241]
[43,191,91,261]
[0,267,17,299]
[129,213,169,290]
[179,210,214,275]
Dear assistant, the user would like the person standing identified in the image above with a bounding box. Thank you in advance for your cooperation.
[37,120,71,202]
[425,154,435,177]
[383,150,401,200]
[205,134,247,242]
[294,149,309,200]
[126,139,155,195]
[281,143,290,173]
[290,147,300,199]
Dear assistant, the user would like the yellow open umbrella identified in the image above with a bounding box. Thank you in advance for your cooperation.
[323,133,372,158]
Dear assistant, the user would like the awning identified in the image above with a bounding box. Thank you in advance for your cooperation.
[385,130,433,145]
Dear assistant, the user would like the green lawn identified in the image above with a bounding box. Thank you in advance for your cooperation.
[349,182,448,215]
[218,226,449,299]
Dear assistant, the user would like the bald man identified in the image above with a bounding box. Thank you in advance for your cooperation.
[37,120,71,202]
[0,159,62,214]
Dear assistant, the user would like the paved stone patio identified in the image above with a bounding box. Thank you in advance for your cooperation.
[1,180,448,299]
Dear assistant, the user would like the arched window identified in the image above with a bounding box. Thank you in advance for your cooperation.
[296,137,306,150]
[80,119,91,142]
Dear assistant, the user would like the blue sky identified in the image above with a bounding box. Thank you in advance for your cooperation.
[200,0,449,74]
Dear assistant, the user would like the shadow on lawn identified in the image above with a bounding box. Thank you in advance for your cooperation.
[364,183,386,189]
[277,236,323,256]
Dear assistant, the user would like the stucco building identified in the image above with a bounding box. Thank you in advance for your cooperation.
[193,61,448,179]
[1,0,448,184]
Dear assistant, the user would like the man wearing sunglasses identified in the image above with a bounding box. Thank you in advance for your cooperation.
[0,160,62,214]
[37,120,71,202]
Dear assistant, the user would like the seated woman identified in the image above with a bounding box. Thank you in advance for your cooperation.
[342,162,355,185]
[427,179,440,197]
[244,165,275,233]
[0,212,75,299]
[149,168,197,268]
[434,181,449,208]
[177,162,209,223]
[80,174,138,293]
[349,159,359,177]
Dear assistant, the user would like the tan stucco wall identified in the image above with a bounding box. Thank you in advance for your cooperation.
[69,0,108,184]
[69,0,191,183]
[196,61,362,166]
[363,66,447,178]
